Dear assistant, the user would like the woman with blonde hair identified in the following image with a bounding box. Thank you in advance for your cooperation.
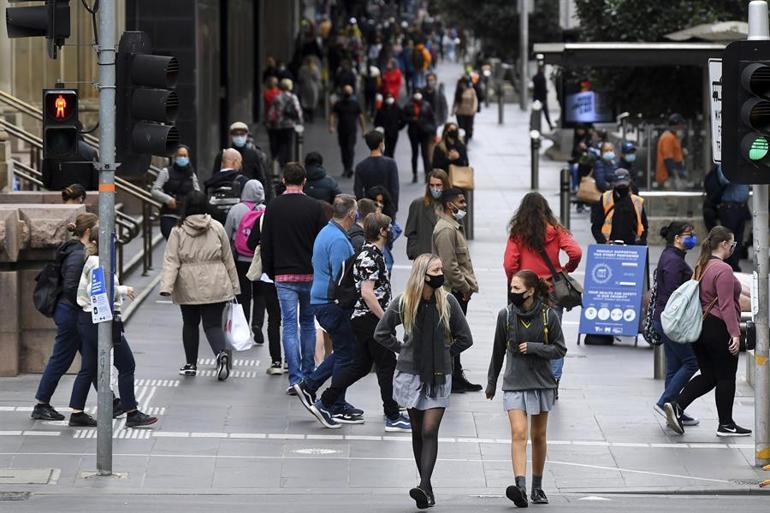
[375,253,473,509]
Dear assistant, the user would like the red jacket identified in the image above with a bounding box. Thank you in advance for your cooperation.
[381,68,403,99]
[503,225,582,285]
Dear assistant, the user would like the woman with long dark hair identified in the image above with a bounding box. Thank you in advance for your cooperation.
[375,254,473,509]
[664,226,751,437]
[152,144,201,239]
[487,270,567,507]
[431,122,468,173]
[160,191,240,380]
[503,192,581,396]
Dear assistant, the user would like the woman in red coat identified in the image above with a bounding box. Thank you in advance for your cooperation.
[503,192,582,396]
[381,58,403,101]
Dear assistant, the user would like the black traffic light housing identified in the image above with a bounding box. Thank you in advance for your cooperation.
[5,0,70,59]
[42,88,78,159]
[116,31,180,176]
[722,39,770,184]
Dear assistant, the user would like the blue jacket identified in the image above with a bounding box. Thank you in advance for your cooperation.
[310,221,354,305]
[593,158,618,192]
[654,246,693,321]
[717,166,750,204]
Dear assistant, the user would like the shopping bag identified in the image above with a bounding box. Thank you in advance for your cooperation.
[576,173,601,203]
[449,164,474,190]
[223,300,254,351]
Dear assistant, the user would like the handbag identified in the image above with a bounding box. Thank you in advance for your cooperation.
[245,216,264,281]
[112,314,125,347]
[576,172,601,203]
[223,300,254,351]
[741,320,756,352]
[641,269,662,346]
[538,248,583,310]
[449,164,474,190]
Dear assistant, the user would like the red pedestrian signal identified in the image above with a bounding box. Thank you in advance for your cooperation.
[44,90,76,121]
[42,88,79,159]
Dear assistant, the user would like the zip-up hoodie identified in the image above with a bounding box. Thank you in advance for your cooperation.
[487,299,567,394]
[224,180,265,262]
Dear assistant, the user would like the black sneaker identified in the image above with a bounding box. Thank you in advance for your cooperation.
[663,402,684,435]
[113,398,127,418]
[216,352,230,381]
[506,485,528,508]
[126,410,158,428]
[531,488,549,504]
[69,411,97,427]
[332,411,365,424]
[717,423,752,437]
[266,361,283,375]
[409,487,431,509]
[31,403,64,421]
[292,381,316,411]
[309,399,341,429]
[179,364,197,376]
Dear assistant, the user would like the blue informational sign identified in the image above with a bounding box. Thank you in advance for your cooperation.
[579,244,648,337]
[90,266,113,323]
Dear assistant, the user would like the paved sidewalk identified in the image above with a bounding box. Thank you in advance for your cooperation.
[0,62,766,509]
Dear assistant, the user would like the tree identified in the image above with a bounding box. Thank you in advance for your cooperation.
[572,0,748,117]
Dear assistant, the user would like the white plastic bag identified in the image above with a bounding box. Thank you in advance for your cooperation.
[223,300,254,351]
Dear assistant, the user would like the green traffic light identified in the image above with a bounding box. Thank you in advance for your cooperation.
[749,136,770,161]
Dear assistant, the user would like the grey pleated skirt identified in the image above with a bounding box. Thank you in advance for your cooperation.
[503,389,556,415]
[393,370,452,411]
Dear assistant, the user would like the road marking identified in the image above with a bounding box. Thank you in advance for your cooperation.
[197,358,260,367]
[195,370,259,378]
[134,379,179,387]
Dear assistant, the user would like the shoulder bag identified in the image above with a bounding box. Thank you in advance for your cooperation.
[538,248,583,310]
[576,171,601,204]
[449,164,474,190]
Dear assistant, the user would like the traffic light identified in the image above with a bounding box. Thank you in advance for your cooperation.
[722,39,770,184]
[116,31,180,176]
[42,88,78,159]
[5,0,70,59]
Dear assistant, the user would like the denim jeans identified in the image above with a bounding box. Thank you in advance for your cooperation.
[550,306,565,380]
[35,303,80,404]
[654,319,699,408]
[315,303,355,410]
[70,311,138,411]
[275,281,316,385]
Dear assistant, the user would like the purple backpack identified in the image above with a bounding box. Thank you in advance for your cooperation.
[234,203,264,258]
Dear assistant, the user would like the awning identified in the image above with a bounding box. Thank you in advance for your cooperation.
[533,42,726,67]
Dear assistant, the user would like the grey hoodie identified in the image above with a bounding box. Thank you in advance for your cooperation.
[224,180,265,262]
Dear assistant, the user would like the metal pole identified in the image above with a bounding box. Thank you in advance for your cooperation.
[653,345,666,380]
[497,81,504,125]
[518,0,528,111]
[294,125,305,162]
[559,167,570,229]
[748,0,770,468]
[645,124,653,190]
[96,0,116,475]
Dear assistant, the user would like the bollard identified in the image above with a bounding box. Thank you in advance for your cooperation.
[653,344,666,380]
[294,124,305,162]
[497,82,504,125]
[530,130,540,190]
[560,167,571,229]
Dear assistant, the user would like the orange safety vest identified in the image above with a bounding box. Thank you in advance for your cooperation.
[601,191,644,239]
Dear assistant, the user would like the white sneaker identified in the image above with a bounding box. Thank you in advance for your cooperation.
[266,362,283,375]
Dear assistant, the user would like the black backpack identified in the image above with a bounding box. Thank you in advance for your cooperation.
[331,251,361,309]
[208,175,245,224]
[33,251,65,318]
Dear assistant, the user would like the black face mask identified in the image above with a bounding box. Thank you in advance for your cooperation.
[510,290,528,307]
[425,273,445,290]
[447,130,458,139]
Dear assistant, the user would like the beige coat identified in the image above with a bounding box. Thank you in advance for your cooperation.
[432,213,479,296]
[454,87,478,117]
[160,214,240,305]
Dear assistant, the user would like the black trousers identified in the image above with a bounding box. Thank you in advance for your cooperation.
[456,114,475,141]
[718,202,747,271]
[235,261,254,325]
[253,281,282,364]
[160,216,177,240]
[338,130,356,175]
[274,128,295,167]
[384,132,399,158]
[180,302,227,365]
[321,313,400,419]
[451,291,469,375]
[408,131,432,178]
[678,315,739,426]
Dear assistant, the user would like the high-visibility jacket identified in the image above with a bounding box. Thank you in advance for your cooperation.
[601,190,644,239]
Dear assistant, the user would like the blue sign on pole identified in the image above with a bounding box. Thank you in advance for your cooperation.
[579,244,648,337]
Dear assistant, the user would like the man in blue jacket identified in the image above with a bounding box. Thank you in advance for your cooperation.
[716,165,750,271]
[293,195,363,428]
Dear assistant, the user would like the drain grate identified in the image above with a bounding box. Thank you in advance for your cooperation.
[0,468,54,484]
[0,492,31,502]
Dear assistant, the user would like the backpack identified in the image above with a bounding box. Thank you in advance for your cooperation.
[208,176,244,224]
[234,203,264,258]
[642,269,662,346]
[33,259,63,318]
[704,167,726,205]
[660,271,717,343]
[331,251,361,309]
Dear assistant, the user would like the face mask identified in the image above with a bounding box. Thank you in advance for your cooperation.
[343,91,352,99]
[624,154,636,163]
[446,130,458,139]
[414,93,423,101]
[682,234,698,250]
[427,81,436,88]
[509,290,529,308]
[385,97,395,105]
[676,130,685,139]
[232,135,247,147]
[452,207,467,221]
[425,273,445,290]
[602,151,615,162]
[429,186,442,199]
[175,156,189,167]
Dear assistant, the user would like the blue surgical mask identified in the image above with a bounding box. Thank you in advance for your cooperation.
[602,152,615,162]
[232,135,247,147]
[175,156,189,167]
[682,234,698,250]
[429,186,442,199]
[624,153,636,163]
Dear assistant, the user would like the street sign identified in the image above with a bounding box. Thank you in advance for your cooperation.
[579,245,647,338]
[709,58,722,163]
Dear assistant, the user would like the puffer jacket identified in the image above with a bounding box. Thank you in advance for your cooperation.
[304,164,342,204]
[160,214,240,305]
[57,240,86,309]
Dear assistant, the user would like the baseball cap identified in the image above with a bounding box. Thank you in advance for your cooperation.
[668,113,685,126]
[613,168,632,188]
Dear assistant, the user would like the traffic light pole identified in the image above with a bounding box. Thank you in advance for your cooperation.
[748,0,770,468]
[96,0,116,475]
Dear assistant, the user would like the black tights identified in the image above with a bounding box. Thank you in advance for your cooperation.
[180,303,227,366]
[408,407,445,493]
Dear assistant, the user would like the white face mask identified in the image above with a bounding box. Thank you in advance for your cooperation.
[385,97,395,105]
[413,93,423,102]
[452,206,467,221]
